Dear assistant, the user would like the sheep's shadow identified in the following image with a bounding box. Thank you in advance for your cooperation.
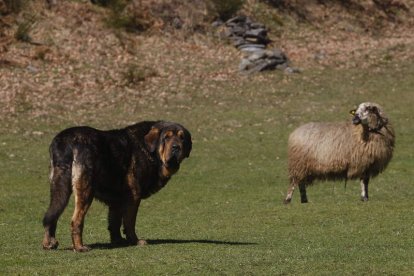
[87,239,256,250]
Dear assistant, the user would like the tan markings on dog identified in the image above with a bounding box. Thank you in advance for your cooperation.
[165,130,173,138]
[71,169,93,250]
[177,130,184,139]
[49,160,54,182]
[71,149,82,188]
[126,158,140,200]
[158,140,166,164]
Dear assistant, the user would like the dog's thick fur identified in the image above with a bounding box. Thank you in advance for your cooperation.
[284,102,395,204]
[42,121,192,252]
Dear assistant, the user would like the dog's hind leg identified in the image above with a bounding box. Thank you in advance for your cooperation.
[42,164,72,250]
[70,157,94,252]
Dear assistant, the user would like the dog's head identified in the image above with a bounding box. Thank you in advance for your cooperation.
[145,121,192,175]
[350,102,388,131]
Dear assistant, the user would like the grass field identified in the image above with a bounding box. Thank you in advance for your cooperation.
[1,56,413,274]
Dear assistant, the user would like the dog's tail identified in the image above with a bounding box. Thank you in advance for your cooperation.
[42,142,73,228]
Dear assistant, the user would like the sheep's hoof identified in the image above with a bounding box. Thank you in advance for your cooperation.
[300,198,308,203]
[361,196,369,202]
[283,198,291,204]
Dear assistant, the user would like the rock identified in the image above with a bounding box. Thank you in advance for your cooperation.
[222,15,296,74]
[26,65,38,73]
[247,50,267,61]
[172,17,183,29]
[226,15,248,25]
[250,22,265,29]
[238,43,265,51]
[212,20,224,28]
[239,58,252,71]
[244,28,267,39]
[232,37,247,47]
[284,67,302,74]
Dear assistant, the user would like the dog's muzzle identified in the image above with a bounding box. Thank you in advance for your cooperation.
[165,145,181,169]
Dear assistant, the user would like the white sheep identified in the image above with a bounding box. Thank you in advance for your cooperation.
[284,102,395,203]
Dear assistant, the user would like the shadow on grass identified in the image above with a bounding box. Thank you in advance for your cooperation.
[147,239,257,246]
[87,239,256,250]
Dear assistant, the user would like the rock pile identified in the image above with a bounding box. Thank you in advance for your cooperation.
[219,15,299,74]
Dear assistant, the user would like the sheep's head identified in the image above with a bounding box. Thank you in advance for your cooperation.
[350,102,388,131]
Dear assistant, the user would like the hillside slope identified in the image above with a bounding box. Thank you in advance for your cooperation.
[1,0,413,124]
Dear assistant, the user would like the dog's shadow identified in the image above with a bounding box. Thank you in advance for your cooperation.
[88,239,256,250]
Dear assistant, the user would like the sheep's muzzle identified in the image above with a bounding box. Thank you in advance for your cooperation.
[352,114,361,125]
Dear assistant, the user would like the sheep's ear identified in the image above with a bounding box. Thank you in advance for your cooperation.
[145,127,160,153]
[349,109,356,115]
[370,106,381,117]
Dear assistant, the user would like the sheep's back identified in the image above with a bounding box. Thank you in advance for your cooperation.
[288,122,353,180]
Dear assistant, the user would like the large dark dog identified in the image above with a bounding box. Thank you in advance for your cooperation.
[42,121,192,252]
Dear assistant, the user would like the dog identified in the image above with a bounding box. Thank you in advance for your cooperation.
[42,121,192,252]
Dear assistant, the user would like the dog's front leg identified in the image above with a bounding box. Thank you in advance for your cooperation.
[123,199,147,246]
[108,204,126,245]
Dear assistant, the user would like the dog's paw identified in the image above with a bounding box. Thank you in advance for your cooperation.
[42,238,59,250]
[73,245,90,252]
[138,239,147,246]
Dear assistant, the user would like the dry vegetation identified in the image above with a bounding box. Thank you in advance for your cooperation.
[0,0,413,127]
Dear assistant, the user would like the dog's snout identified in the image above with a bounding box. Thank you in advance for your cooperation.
[171,144,181,152]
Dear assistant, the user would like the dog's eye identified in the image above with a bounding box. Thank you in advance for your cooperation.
[177,131,185,140]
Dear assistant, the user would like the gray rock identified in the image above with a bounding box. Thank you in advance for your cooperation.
[238,43,265,49]
[245,28,267,39]
[26,65,38,73]
[250,22,265,29]
[212,20,223,28]
[232,38,247,48]
[284,67,302,74]
[239,58,252,71]
[247,50,267,61]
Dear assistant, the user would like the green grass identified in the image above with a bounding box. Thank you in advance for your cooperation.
[1,61,414,274]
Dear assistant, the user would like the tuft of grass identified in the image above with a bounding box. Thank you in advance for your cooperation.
[14,14,36,42]
[4,0,26,14]
[104,0,153,33]
[208,0,245,21]
[122,63,158,85]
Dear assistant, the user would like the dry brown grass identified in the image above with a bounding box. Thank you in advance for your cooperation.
[1,0,413,126]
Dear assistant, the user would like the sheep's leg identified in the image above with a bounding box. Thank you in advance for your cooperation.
[284,185,295,204]
[360,176,369,201]
[284,177,298,204]
[299,182,308,203]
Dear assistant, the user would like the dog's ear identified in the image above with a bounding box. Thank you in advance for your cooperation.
[145,127,160,153]
[183,129,192,158]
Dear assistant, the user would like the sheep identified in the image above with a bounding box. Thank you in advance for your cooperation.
[284,102,395,204]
